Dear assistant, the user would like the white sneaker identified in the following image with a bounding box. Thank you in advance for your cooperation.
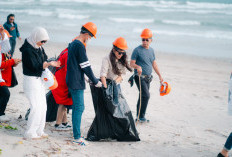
[0,115,10,122]
[73,138,89,146]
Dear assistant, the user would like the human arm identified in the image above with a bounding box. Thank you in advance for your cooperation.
[43,60,61,69]
[130,48,142,75]
[41,47,60,69]
[76,45,99,85]
[0,25,5,40]
[152,60,163,84]
[15,24,21,40]
[130,60,142,75]
[100,76,107,88]
[115,76,123,84]
[100,57,110,88]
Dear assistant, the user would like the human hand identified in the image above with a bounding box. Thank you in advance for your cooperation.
[13,58,21,66]
[137,66,142,75]
[103,83,107,88]
[6,53,11,59]
[10,27,15,31]
[50,61,61,67]
[18,37,22,40]
[95,81,102,88]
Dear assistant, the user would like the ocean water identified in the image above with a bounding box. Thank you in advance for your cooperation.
[0,0,231,58]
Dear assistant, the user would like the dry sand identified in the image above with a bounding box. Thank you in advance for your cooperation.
[0,39,231,157]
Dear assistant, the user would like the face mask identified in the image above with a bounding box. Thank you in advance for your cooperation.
[85,38,91,44]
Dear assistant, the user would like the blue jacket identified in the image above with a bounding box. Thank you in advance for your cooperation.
[3,19,20,40]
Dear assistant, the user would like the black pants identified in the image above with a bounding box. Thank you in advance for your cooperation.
[135,75,151,119]
[0,86,10,116]
[9,38,16,57]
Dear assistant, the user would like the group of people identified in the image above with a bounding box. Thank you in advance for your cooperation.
[0,17,162,145]
[1,14,231,155]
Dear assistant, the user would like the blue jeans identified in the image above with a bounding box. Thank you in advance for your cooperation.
[9,38,16,57]
[224,132,232,151]
[113,84,121,104]
[69,88,84,139]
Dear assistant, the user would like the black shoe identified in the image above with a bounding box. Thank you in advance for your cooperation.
[217,152,225,157]
[135,118,150,123]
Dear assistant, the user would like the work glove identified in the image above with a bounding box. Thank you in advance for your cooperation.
[95,81,102,88]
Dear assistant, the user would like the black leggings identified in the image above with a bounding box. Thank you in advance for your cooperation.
[0,86,10,116]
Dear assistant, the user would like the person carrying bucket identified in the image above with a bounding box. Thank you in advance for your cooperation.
[20,27,61,139]
[66,22,102,146]
[130,28,163,123]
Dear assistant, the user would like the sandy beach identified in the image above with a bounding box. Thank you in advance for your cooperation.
[0,39,231,157]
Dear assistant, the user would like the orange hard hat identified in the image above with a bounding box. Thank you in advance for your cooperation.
[141,28,153,39]
[160,82,171,96]
[113,37,128,50]
[82,22,97,38]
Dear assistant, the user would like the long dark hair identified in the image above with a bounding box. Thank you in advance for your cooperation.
[109,48,132,75]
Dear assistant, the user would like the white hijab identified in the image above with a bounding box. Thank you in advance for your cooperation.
[27,27,49,49]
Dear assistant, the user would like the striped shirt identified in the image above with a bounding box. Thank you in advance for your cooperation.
[66,40,98,90]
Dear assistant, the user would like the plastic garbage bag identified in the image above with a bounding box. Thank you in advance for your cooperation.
[87,80,140,141]
[25,91,58,122]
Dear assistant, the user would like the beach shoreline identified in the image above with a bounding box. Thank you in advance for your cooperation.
[0,39,231,157]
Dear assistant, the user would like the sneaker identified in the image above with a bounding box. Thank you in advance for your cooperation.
[55,123,72,131]
[73,138,89,146]
[62,123,72,129]
[0,115,10,122]
[139,118,147,123]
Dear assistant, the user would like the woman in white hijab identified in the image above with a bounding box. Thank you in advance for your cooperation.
[20,27,60,139]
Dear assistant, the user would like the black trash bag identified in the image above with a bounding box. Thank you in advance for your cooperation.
[87,80,140,141]
[46,91,59,122]
[25,91,58,122]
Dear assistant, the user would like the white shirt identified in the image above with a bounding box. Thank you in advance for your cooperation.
[100,55,126,81]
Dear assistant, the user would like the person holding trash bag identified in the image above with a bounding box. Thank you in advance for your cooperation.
[66,22,102,146]
[20,27,61,139]
[51,48,72,131]
[130,28,163,123]
[87,37,140,142]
